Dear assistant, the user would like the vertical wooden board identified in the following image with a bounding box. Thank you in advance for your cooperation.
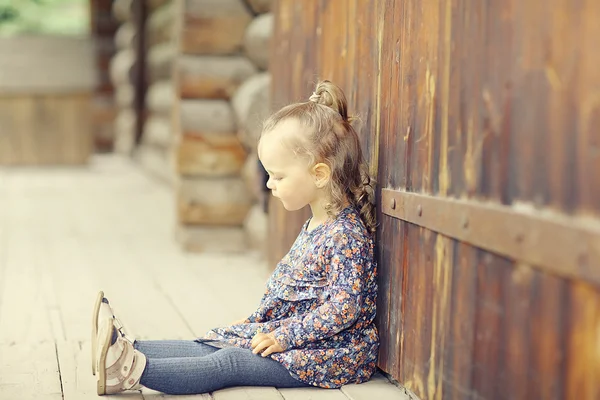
[398,224,434,398]
[0,98,18,164]
[318,0,340,82]
[387,216,403,376]
[31,96,53,164]
[577,0,600,214]
[300,0,320,96]
[288,1,305,99]
[398,224,421,391]
[62,94,92,164]
[427,233,454,400]
[461,0,486,199]
[426,0,442,196]
[528,271,566,400]
[388,0,405,190]
[564,281,600,399]
[541,0,578,214]
[0,342,63,400]
[271,0,294,110]
[396,0,411,191]
[377,0,395,188]
[375,215,393,369]
[471,251,506,398]
[354,0,379,168]
[14,97,38,165]
[405,0,423,193]
[499,263,534,398]
[379,0,402,375]
[478,0,513,204]
[445,0,464,198]
[510,2,552,208]
[444,242,477,400]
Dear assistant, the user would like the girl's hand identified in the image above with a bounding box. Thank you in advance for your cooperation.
[231,318,248,325]
[251,332,284,357]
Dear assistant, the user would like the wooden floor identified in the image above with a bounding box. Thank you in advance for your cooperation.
[0,155,412,399]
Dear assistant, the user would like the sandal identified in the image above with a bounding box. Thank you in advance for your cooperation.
[91,291,135,376]
[96,318,147,395]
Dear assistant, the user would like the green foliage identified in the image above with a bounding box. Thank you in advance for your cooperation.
[0,0,89,36]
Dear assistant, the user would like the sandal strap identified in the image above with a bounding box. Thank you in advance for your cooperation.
[106,338,135,380]
[113,316,135,343]
[105,349,147,394]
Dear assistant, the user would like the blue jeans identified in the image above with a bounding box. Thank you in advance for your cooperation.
[134,340,310,395]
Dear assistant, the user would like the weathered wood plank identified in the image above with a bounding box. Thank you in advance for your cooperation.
[445,243,477,400]
[0,230,54,344]
[142,387,212,399]
[0,95,92,166]
[340,373,413,400]
[564,282,600,399]
[471,253,506,398]
[529,271,566,399]
[278,387,348,400]
[212,386,283,400]
[0,342,63,399]
[56,340,145,400]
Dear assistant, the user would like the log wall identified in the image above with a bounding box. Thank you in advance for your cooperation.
[172,0,274,253]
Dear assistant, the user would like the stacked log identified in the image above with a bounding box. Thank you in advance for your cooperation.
[171,0,277,253]
[234,3,273,256]
[133,1,178,184]
[110,0,138,155]
[91,0,119,152]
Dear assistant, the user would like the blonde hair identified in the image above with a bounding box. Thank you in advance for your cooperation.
[261,80,376,234]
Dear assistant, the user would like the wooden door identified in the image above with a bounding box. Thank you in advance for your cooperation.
[269,1,600,399]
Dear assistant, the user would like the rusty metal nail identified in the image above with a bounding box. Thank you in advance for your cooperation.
[390,198,396,210]
[417,205,422,216]
[461,216,469,229]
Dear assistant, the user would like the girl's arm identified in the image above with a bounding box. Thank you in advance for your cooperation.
[270,233,369,350]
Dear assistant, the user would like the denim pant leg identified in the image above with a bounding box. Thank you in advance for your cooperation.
[134,340,218,358]
[139,347,309,395]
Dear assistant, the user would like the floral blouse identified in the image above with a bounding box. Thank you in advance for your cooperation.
[197,206,379,388]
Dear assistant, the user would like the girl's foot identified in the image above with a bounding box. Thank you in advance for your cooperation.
[96,318,147,395]
[91,291,135,375]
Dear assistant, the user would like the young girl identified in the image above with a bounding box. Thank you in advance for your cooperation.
[91,80,379,395]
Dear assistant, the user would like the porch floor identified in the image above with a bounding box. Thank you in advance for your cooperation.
[0,155,411,399]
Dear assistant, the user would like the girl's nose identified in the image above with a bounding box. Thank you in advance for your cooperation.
[266,177,275,190]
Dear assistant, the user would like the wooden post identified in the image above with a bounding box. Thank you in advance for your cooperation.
[132,0,147,145]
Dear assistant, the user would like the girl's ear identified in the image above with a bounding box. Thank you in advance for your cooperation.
[312,163,331,188]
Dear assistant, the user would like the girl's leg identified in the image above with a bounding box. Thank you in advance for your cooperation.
[134,340,218,359]
[140,347,310,395]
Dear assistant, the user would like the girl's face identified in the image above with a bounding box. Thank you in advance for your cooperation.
[258,120,321,212]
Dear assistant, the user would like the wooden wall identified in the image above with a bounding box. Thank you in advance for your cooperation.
[0,95,92,165]
[269,1,600,399]
[0,36,96,165]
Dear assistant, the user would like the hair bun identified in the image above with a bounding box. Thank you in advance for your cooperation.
[309,80,348,122]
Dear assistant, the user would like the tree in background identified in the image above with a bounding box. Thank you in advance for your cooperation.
[0,0,89,36]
